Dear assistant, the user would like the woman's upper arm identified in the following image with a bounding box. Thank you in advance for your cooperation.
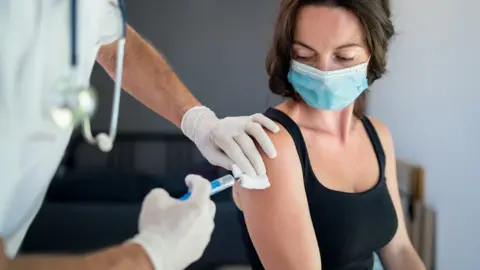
[235,128,321,270]
[369,117,424,268]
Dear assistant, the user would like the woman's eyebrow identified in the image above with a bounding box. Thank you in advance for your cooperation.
[336,43,363,50]
[293,41,363,51]
[293,41,315,51]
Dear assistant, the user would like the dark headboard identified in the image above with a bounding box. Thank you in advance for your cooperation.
[47,131,228,202]
[61,131,220,178]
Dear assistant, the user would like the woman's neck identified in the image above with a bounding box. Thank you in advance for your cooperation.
[277,100,356,143]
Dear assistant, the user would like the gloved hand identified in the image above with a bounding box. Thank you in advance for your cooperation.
[181,106,280,177]
[131,175,216,270]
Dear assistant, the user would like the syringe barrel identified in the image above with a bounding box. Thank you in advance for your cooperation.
[210,174,236,196]
[179,174,236,201]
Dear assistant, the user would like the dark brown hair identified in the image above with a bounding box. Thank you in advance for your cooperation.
[266,0,395,118]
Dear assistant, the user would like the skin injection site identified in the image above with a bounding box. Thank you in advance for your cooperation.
[1,0,478,269]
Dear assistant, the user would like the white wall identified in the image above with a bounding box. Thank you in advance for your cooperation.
[367,0,480,269]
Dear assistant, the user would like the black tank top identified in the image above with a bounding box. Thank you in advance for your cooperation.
[237,108,398,270]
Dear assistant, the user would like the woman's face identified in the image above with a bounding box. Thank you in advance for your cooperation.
[293,5,370,71]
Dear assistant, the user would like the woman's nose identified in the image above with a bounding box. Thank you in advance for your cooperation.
[315,57,332,71]
[315,55,345,72]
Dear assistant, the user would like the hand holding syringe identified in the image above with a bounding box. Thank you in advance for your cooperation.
[179,174,238,201]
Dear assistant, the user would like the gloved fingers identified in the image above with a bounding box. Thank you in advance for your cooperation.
[205,149,235,172]
[205,200,216,235]
[185,174,212,203]
[144,188,176,208]
[233,134,266,176]
[251,113,280,133]
[208,200,216,218]
[245,122,277,159]
[213,136,256,176]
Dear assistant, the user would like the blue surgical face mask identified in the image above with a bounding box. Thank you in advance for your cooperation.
[287,59,369,110]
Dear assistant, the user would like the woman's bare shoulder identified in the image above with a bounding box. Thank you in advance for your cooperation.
[366,116,394,151]
[265,120,298,156]
[233,120,303,209]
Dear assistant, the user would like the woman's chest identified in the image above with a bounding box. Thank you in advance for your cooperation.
[304,135,380,194]
[307,186,398,268]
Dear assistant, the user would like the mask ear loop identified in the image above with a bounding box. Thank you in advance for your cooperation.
[82,0,127,152]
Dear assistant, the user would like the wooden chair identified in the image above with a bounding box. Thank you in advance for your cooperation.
[396,159,435,269]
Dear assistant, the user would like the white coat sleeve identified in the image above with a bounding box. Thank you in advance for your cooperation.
[97,0,124,46]
[0,0,35,244]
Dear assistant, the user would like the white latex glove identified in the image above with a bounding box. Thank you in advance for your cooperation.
[181,106,280,177]
[131,175,216,270]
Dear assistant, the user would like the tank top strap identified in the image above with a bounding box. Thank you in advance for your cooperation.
[360,116,386,179]
[264,108,312,180]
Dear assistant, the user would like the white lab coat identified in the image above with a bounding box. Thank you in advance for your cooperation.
[0,0,123,258]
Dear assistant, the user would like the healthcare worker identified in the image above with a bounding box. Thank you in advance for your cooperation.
[0,1,279,269]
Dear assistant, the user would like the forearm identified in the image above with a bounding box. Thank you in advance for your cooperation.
[381,247,425,270]
[97,25,201,127]
[6,243,154,270]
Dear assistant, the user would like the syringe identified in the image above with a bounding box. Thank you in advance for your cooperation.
[179,174,238,201]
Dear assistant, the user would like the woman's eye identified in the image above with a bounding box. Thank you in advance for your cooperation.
[335,55,355,62]
[295,55,314,61]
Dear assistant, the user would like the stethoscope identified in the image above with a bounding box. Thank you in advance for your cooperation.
[50,0,127,152]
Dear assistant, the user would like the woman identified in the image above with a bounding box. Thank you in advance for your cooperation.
[233,0,426,269]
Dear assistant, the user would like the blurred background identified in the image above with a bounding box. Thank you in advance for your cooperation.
[19,0,479,269]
